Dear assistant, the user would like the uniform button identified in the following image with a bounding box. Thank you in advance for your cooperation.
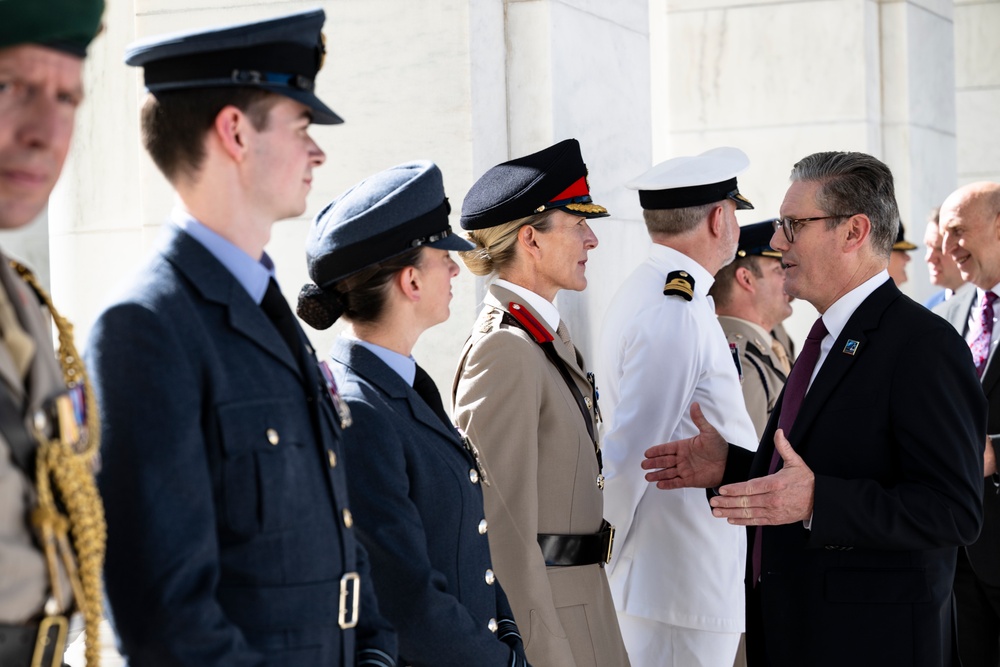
[485,569,495,585]
[478,519,488,535]
[342,509,353,528]
[328,450,337,468]
[266,428,279,446]
[469,468,479,484]
[488,618,498,633]
[33,410,48,435]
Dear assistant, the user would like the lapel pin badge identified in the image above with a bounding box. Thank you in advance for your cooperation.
[842,339,860,356]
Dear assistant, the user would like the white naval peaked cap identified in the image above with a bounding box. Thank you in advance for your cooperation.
[626,147,754,211]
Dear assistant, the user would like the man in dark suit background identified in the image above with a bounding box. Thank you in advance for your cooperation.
[939,181,1000,667]
[924,206,968,312]
[643,151,986,667]
[85,10,396,666]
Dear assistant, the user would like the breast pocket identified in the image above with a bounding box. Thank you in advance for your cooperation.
[217,398,316,537]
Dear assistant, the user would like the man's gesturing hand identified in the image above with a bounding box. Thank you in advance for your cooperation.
[641,402,728,490]
[708,428,815,525]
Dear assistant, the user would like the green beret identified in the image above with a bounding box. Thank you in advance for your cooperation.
[0,0,104,58]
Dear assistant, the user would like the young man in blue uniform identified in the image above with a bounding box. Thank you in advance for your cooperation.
[86,10,396,666]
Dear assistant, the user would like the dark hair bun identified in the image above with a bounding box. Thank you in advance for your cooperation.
[296,283,345,330]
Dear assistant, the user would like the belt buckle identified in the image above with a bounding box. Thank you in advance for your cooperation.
[31,615,68,667]
[604,524,616,565]
[338,572,361,629]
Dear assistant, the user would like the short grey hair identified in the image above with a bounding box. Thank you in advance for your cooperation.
[789,152,898,257]
[643,202,718,236]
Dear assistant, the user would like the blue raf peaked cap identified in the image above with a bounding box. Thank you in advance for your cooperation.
[460,138,609,230]
[124,8,342,124]
[738,220,782,259]
[306,161,473,287]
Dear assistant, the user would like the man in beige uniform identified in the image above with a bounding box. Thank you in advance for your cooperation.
[710,220,794,439]
[0,3,106,666]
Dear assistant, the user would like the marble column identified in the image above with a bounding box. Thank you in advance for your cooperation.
[955,0,1000,186]
[648,0,957,338]
[470,0,653,362]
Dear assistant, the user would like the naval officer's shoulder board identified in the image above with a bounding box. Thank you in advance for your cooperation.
[663,270,694,301]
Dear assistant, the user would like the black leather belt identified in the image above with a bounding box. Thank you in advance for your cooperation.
[0,616,68,667]
[538,520,615,567]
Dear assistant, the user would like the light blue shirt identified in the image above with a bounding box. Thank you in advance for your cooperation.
[171,208,276,305]
[347,335,417,387]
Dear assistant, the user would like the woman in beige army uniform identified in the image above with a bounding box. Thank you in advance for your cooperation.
[452,139,630,667]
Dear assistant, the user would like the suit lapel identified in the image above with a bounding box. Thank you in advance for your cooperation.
[942,285,976,338]
[788,280,901,448]
[330,337,463,446]
[160,227,302,377]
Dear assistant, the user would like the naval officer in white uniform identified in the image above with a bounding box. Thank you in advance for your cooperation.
[596,147,760,666]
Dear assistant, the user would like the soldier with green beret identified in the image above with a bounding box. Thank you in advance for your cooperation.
[0,1,106,667]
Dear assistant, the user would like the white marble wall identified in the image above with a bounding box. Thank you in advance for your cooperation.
[46,0,651,389]
[649,0,959,343]
[955,0,1000,186]
[485,0,653,362]
[41,0,992,379]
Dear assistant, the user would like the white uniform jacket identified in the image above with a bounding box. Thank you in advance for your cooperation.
[596,244,758,633]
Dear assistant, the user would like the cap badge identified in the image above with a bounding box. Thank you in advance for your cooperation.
[663,270,695,301]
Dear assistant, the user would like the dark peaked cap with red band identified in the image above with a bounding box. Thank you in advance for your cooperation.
[627,147,754,211]
[124,8,342,125]
[460,138,609,230]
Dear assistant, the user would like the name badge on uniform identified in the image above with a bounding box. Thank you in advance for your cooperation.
[319,361,353,429]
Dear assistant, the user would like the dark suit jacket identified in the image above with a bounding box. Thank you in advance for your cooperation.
[723,279,986,667]
[940,285,1000,585]
[86,227,396,666]
[329,337,527,666]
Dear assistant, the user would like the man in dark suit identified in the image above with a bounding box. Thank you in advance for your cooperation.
[642,151,986,667]
[924,206,967,311]
[939,181,1000,667]
[85,10,396,666]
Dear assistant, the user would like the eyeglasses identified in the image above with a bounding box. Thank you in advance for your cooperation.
[771,214,858,243]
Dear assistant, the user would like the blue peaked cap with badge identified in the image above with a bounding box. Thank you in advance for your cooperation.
[738,220,782,259]
[306,160,473,288]
[627,147,754,211]
[123,8,342,124]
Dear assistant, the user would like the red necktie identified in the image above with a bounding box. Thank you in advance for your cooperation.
[971,291,997,378]
[752,316,828,585]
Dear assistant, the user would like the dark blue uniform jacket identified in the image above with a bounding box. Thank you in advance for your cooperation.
[87,227,397,666]
[330,337,528,667]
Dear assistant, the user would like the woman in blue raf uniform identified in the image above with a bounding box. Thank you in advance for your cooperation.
[297,160,529,667]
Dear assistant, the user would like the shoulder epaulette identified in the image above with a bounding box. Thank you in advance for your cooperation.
[507,302,554,343]
[663,270,694,301]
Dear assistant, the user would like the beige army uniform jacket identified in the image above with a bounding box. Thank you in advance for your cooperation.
[0,255,71,623]
[452,283,629,667]
[718,316,788,440]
